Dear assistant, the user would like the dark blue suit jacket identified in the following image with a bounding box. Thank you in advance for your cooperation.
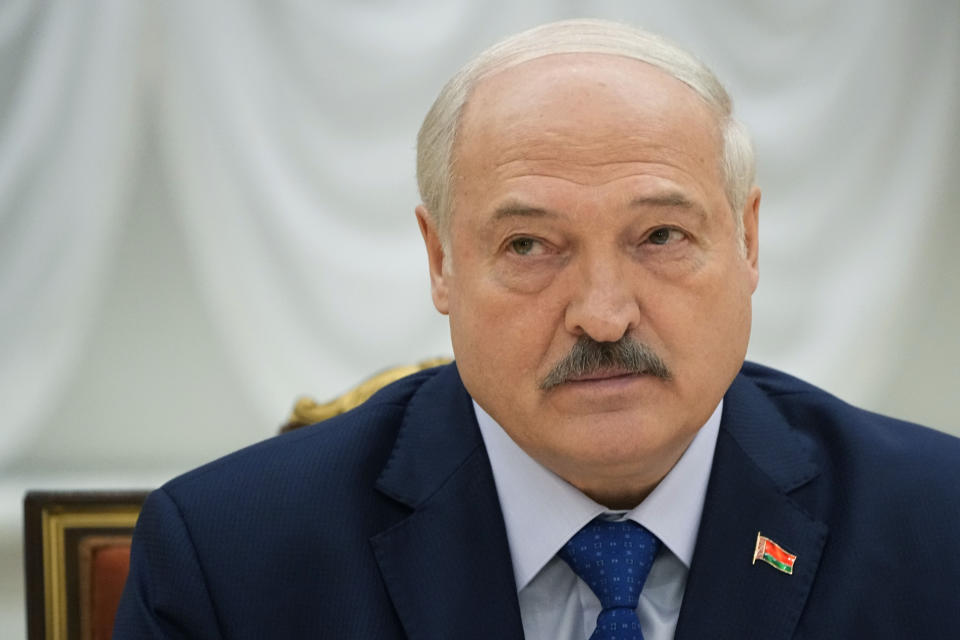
[114,362,960,638]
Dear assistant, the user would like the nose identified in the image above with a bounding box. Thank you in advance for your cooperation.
[563,253,641,343]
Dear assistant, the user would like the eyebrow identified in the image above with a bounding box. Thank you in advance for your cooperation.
[630,192,706,218]
[491,203,560,221]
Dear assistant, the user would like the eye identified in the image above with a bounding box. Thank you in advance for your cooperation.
[647,227,684,245]
[509,237,540,255]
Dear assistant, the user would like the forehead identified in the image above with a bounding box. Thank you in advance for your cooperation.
[454,53,723,191]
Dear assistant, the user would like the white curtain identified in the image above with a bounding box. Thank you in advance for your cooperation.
[2,0,958,468]
[0,0,143,465]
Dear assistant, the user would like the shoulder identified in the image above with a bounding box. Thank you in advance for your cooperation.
[739,360,958,451]
[121,366,454,637]
[738,360,960,507]
[160,364,448,515]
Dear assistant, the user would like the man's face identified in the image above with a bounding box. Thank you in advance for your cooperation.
[418,53,760,506]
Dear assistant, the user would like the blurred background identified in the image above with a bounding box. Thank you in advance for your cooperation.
[1,0,957,634]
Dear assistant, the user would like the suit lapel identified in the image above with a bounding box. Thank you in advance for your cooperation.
[675,372,828,640]
[370,364,524,640]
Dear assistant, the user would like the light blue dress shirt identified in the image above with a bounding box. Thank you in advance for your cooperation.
[474,400,722,640]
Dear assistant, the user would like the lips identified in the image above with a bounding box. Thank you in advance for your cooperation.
[565,368,640,383]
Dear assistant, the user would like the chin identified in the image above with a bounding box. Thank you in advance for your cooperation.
[564,414,674,464]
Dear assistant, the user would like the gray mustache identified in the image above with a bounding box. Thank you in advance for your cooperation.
[539,336,672,390]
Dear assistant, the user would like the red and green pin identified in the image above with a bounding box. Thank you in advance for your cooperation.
[753,533,797,575]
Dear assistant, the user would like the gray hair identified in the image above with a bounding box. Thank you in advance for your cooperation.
[416,18,755,247]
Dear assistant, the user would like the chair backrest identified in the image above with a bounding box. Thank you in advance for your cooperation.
[23,491,148,640]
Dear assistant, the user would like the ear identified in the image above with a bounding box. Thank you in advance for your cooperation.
[416,205,450,315]
[742,186,761,292]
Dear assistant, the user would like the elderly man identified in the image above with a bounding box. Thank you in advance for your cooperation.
[115,19,959,639]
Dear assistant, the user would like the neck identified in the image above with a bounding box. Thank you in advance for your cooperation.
[575,478,657,510]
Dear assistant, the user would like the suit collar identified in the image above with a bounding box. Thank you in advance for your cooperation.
[374,363,482,507]
[719,369,821,493]
[371,364,525,640]
[676,367,828,640]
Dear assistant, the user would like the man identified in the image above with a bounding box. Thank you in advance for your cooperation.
[115,19,959,639]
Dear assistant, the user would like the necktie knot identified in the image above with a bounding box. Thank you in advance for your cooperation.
[558,518,660,640]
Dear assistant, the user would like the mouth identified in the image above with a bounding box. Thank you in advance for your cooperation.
[564,368,643,384]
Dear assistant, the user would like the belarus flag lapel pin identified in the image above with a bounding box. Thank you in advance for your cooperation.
[752,532,797,575]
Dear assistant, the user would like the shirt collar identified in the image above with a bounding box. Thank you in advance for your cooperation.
[474,400,721,592]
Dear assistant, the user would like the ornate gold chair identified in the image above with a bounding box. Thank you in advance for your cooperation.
[23,491,148,640]
[23,357,451,639]
[280,357,450,431]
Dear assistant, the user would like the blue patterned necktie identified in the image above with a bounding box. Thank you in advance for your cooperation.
[558,518,661,640]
